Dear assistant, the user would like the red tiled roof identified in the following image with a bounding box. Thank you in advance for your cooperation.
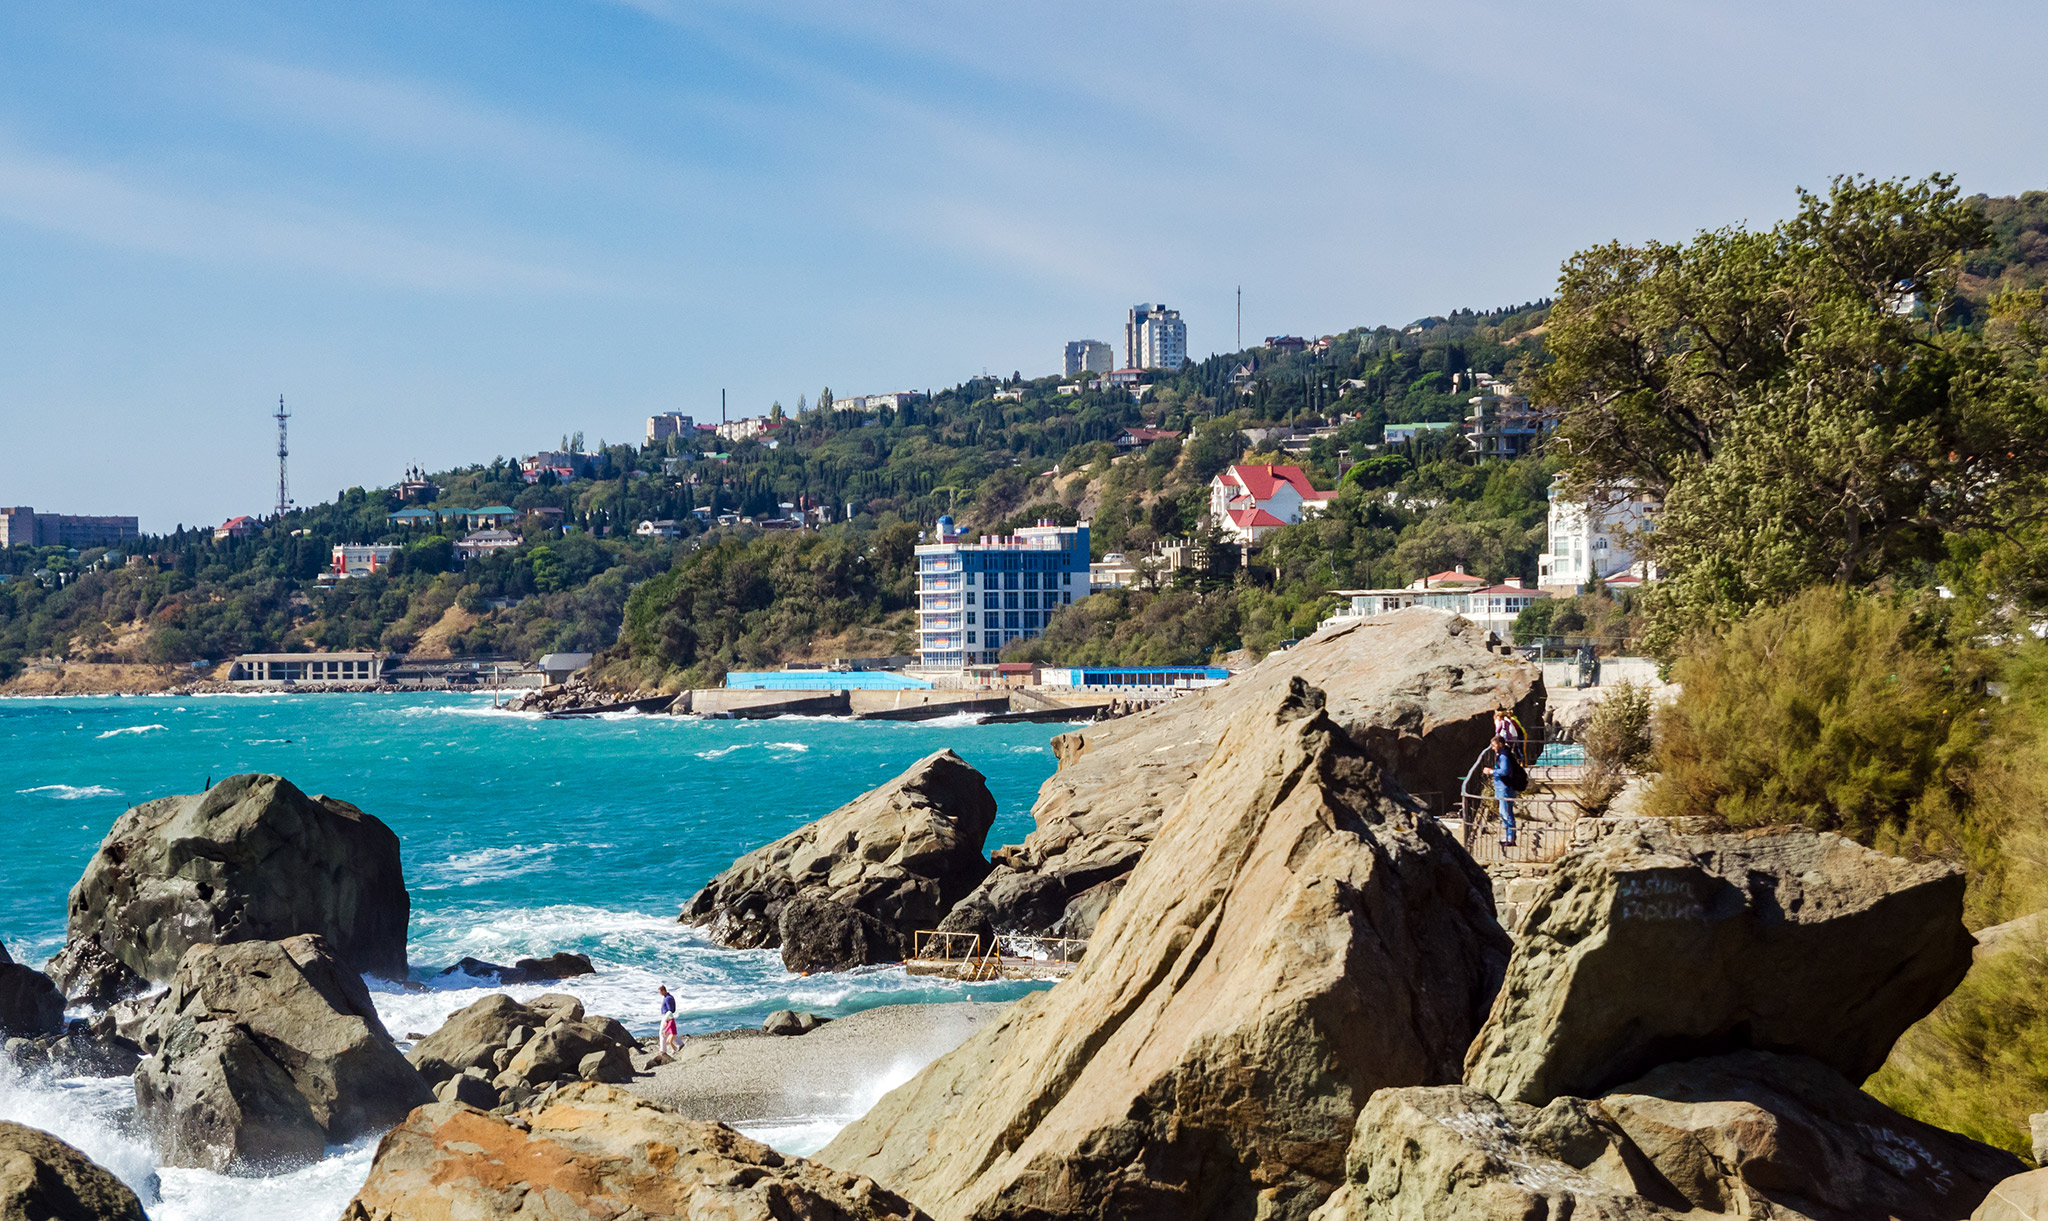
[1228,507,1287,528]
[1224,463,1322,502]
[1119,427,1183,442]
[1421,568,1485,586]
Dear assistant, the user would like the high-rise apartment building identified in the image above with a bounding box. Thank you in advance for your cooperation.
[914,517,1091,669]
[1063,340,1114,377]
[1124,304,1188,371]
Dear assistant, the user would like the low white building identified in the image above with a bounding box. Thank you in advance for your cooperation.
[1322,565,1552,640]
[635,519,682,540]
[230,651,386,685]
[646,413,694,445]
[1536,477,1661,594]
[454,529,521,562]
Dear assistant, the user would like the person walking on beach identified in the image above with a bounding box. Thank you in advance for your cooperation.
[657,984,679,1054]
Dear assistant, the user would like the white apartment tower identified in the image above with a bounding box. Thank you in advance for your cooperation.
[1063,340,1115,377]
[1125,304,1188,371]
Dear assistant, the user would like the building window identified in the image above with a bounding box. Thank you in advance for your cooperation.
[1004,571,1019,590]
[1024,612,1040,628]
[1005,611,1020,628]
[1063,591,1073,604]
[1023,593,1039,609]
[1063,571,1072,585]
[1024,571,1039,589]
[966,592,976,605]
[967,631,977,643]
[1005,592,1019,609]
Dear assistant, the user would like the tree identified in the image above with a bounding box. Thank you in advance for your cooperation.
[1535,175,2048,654]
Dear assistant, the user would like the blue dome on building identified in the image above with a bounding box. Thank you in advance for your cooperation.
[936,514,956,535]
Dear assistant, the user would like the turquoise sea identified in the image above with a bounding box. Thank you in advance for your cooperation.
[0,692,1067,1219]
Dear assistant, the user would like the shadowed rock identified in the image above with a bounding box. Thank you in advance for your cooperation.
[0,1121,148,1221]
[49,774,409,1005]
[941,607,1542,938]
[681,750,998,971]
[133,934,431,1172]
[818,681,1509,1221]
[0,965,64,1039]
[1465,824,1974,1105]
[338,1083,929,1220]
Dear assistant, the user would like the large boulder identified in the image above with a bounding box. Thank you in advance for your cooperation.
[0,964,64,1039]
[133,934,432,1172]
[338,1084,929,1220]
[1465,823,1973,1105]
[49,774,409,1005]
[942,607,1542,938]
[1319,1052,2022,1220]
[0,1121,148,1221]
[680,749,998,970]
[407,992,639,1112]
[406,993,555,1088]
[818,680,1510,1220]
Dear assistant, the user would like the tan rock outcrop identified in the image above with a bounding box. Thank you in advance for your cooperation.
[1320,1052,2022,1220]
[339,1084,928,1221]
[681,750,998,971]
[133,934,432,1171]
[49,773,410,1005]
[1465,823,1973,1105]
[1974,1167,2048,1221]
[943,607,1541,937]
[818,680,1510,1220]
[0,1121,147,1221]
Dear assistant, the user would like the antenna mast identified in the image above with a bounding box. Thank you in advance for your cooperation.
[274,395,291,518]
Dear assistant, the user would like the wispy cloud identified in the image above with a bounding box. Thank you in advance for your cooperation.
[0,136,618,293]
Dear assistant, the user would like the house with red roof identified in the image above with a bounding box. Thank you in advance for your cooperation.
[1208,463,1331,543]
[213,515,259,541]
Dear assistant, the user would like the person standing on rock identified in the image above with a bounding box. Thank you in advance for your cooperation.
[657,985,679,1054]
[1492,735,1518,848]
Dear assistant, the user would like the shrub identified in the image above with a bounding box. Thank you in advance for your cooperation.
[1646,586,1989,856]
[1582,679,1655,773]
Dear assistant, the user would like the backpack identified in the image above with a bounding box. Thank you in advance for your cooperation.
[1501,750,1530,793]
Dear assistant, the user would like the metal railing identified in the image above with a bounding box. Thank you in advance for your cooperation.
[1454,734,1600,865]
[909,930,1087,980]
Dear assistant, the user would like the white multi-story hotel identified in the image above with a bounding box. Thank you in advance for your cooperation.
[1536,476,1660,593]
[1125,304,1188,371]
[914,518,1092,669]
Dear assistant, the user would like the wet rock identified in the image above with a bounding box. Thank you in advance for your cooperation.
[432,951,595,985]
[944,606,1543,937]
[49,774,410,1006]
[408,994,552,1088]
[133,934,432,1172]
[339,1084,929,1220]
[819,681,1510,1221]
[1465,824,1973,1105]
[682,750,999,971]
[0,1120,148,1221]
[0,964,63,1039]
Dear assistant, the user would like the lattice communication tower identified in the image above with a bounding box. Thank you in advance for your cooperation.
[274,395,291,518]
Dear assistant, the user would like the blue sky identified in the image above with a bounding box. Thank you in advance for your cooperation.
[2,2,2044,530]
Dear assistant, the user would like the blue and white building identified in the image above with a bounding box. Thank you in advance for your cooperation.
[916,517,1091,669]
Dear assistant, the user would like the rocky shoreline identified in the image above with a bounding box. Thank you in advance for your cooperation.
[3,606,2043,1219]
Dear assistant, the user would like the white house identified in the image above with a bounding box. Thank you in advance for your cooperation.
[1536,477,1661,594]
[1208,463,1331,544]
[1321,571,1552,640]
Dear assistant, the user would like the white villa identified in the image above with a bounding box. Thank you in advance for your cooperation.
[1208,463,1331,543]
[1536,476,1661,594]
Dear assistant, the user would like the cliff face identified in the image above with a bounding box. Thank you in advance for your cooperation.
[819,679,1512,1221]
[942,607,1542,939]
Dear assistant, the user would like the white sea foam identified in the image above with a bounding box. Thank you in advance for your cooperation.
[415,844,559,888]
[94,724,165,739]
[16,784,123,800]
[766,741,811,752]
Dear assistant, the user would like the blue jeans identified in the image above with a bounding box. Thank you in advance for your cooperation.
[1494,778,1516,841]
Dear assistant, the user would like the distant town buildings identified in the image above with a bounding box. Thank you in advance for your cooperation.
[213,516,260,541]
[454,530,521,561]
[635,519,682,540]
[229,651,387,686]
[1537,477,1661,593]
[1264,335,1307,354]
[393,465,437,500]
[646,413,694,445]
[1323,566,1554,639]
[1125,304,1188,371]
[0,506,140,549]
[1114,427,1182,451]
[1463,375,1551,458]
[520,452,595,484]
[1383,421,1460,445]
[1063,340,1115,376]
[328,544,401,580]
[1208,464,1330,544]
[914,516,1091,670]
